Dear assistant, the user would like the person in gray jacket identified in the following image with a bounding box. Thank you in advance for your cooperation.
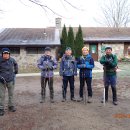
[37,47,57,103]
[0,48,18,116]
[60,47,77,102]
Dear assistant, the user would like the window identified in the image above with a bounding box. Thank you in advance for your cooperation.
[26,47,37,54]
[10,47,20,54]
[26,47,44,54]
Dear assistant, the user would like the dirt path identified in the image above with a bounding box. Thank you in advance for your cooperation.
[0,76,130,130]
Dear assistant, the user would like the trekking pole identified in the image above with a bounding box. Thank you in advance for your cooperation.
[62,78,65,100]
[48,68,52,109]
[82,70,87,105]
[103,66,106,106]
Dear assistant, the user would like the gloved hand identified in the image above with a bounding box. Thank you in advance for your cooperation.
[48,63,53,70]
[0,77,5,84]
[85,61,90,67]
[105,59,112,66]
[80,64,86,68]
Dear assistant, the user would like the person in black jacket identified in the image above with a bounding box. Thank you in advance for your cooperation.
[0,48,18,116]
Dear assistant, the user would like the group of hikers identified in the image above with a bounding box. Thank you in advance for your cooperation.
[0,46,118,116]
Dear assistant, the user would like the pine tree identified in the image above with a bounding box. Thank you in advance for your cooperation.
[74,25,84,58]
[60,24,68,56]
[67,26,75,55]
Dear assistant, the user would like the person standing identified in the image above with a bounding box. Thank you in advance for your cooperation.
[60,47,77,102]
[77,47,94,103]
[37,47,58,103]
[100,47,118,105]
[0,48,18,116]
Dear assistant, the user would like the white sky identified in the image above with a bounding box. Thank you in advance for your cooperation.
[0,0,125,28]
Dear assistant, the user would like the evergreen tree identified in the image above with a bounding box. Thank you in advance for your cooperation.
[67,26,75,55]
[60,24,68,56]
[74,25,84,58]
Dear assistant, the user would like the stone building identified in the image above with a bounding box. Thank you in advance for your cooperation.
[0,25,130,72]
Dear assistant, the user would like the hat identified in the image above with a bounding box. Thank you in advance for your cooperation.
[44,47,51,52]
[1,48,10,54]
[65,47,72,51]
[105,46,112,51]
[82,46,89,51]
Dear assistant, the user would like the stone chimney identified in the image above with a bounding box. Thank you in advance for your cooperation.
[55,18,62,29]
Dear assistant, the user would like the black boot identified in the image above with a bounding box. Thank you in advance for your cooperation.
[71,97,76,101]
[105,86,109,101]
[112,86,118,105]
[0,109,4,116]
[40,96,45,103]
[8,106,16,112]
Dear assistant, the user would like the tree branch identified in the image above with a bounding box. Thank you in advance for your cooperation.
[63,0,85,11]
[28,0,67,18]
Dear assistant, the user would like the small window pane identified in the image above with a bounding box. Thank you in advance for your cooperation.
[26,48,38,54]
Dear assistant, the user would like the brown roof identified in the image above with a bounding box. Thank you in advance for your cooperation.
[0,28,60,46]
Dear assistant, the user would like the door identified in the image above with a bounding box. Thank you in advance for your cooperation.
[124,42,130,56]
[89,43,98,61]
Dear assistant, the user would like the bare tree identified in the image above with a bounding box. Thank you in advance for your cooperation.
[99,0,130,28]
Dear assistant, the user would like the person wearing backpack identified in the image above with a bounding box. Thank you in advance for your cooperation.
[37,47,58,103]
[60,47,77,102]
[77,47,94,103]
[100,47,118,105]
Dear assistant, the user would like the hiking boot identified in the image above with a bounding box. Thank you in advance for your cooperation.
[62,98,66,102]
[101,99,108,103]
[113,101,118,105]
[71,97,77,101]
[8,106,16,112]
[40,97,45,103]
[50,99,54,103]
[0,109,4,116]
[87,97,92,103]
[77,97,83,102]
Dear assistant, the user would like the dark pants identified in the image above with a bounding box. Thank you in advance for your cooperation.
[62,76,75,99]
[79,77,92,98]
[104,75,117,102]
[41,77,54,99]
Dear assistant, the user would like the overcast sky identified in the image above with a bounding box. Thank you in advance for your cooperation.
[0,0,120,28]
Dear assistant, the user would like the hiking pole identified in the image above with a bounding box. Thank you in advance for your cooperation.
[103,87,105,106]
[82,70,87,105]
[103,66,106,106]
[62,78,65,101]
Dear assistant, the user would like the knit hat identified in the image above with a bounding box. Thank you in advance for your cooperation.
[65,47,72,51]
[44,47,51,52]
[82,46,89,51]
[1,48,10,54]
[105,46,112,51]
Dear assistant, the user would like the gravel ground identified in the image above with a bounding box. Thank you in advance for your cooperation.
[0,75,130,130]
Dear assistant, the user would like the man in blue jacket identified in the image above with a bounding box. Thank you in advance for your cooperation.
[77,47,94,103]
[37,47,57,103]
[0,48,18,116]
[60,47,77,102]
